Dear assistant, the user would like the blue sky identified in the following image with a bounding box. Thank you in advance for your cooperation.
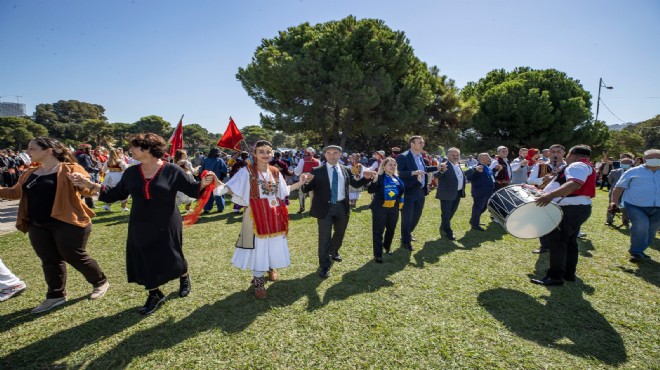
[1,0,658,133]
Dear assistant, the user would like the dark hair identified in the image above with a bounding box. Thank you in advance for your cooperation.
[174,149,187,163]
[253,140,273,151]
[240,152,249,160]
[408,135,423,145]
[32,137,76,163]
[568,145,592,157]
[129,133,167,159]
[274,151,281,158]
[207,147,221,158]
[549,144,565,151]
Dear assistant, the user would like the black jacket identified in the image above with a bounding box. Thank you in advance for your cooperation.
[368,174,405,213]
[301,163,370,218]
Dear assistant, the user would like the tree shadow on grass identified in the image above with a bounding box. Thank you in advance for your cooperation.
[618,258,660,288]
[91,213,131,225]
[190,211,242,226]
[0,305,144,369]
[478,285,628,366]
[321,249,409,306]
[0,296,87,334]
[76,273,323,368]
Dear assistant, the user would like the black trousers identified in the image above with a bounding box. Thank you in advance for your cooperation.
[400,188,425,244]
[317,203,349,269]
[440,192,462,234]
[28,220,107,298]
[545,205,592,279]
[372,210,399,258]
[470,195,489,227]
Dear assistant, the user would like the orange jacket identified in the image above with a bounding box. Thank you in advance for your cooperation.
[0,162,96,233]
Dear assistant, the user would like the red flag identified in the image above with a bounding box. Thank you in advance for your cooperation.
[217,117,244,151]
[168,115,184,158]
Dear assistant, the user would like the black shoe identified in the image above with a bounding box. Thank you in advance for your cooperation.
[385,247,393,255]
[532,248,548,254]
[629,253,644,262]
[471,225,485,231]
[530,276,564,286]
[139,290,165,315]
[374,257,383,263]
[401,243,414,251]
[297,208,305,214]
[332,254,343,262]
[411,234,417,241]
[444,232,457,240]
[318,268,330,279]
[563,275,576,282]
[179,275,191,298]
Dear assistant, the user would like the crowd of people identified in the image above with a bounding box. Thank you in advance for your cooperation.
[0,134,658,315]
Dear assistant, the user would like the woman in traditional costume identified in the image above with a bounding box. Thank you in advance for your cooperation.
[70,133,216,315]
[347,153,364,208]
[213,140,310,299]
[101,148,129,211]
[367,157,404,263]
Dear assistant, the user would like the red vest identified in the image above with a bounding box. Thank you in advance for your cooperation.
[556,158,597,198]
[302,156,320,173]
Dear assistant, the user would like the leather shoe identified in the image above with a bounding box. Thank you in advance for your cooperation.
[444,233,457,241]
[332,254,343,262]
[179,275,191,298]
[401,243,414,251]
[471,225,485,231]
[563,275,576,282]
[139,289,166,315]
[532,248,548,254]
[297,208,305,214]
[374,257,383,263]
[385,247,393,255]
[530,276,564,286]
[318,268,330,278]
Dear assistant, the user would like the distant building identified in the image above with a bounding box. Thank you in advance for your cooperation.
[0,102,26,117]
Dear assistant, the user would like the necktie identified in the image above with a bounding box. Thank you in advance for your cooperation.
[331,166,338,204]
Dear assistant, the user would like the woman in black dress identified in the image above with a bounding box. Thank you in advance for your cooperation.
[71,133,216,315]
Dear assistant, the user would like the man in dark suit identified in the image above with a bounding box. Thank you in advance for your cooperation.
[302,145,373,278]
[465,153,495,231]
[434,147,466,240]
[396,136,438,250]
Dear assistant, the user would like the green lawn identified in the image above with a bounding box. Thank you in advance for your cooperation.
[1,186,658,369]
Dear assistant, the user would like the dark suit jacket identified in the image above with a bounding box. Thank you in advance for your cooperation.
[434,162,466,200]
[367,174,405,213]
[395,150,438,196]
[302,163,370,218]
[465,165,495,198]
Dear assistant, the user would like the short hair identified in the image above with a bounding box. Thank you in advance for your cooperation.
[568,144,591,157]
[620,152,634,159]
[497,146,508,152]
[274,151,282,158]
[549,144,565,152]
[643,149,660,157]
[446,147,460,155]
[129,133,167,159]
[408,135,423,145]
[477,153,491,161]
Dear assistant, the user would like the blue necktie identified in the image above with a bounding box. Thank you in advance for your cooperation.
[331,166,338,204]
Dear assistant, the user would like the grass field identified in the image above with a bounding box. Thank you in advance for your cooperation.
[0,186,658,369]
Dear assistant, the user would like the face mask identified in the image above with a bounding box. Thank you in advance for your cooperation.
[620,164,631,170]
[645,158,660,167]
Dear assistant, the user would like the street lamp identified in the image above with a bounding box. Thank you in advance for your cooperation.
[595,77,613,123]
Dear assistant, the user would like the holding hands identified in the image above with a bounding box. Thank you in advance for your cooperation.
[476,164,484,173]
[362,170,377,180]
[201,173,218,188]
[299,173,314,184]
[67,172,94,189]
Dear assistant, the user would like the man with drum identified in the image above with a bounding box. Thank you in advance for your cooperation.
[434,147,466,240]
[465,153,494,231]
[490,146,512,190]
[531,145,596,286]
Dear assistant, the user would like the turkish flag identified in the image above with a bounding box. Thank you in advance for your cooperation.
[169,116,184,158]
[217,117,244,151]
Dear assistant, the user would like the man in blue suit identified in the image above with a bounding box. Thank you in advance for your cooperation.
[434,147,466,240]
[396,136,438,250]
[465,153,495,231]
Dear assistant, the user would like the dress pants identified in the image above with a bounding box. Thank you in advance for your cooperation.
[400,188,425,244]
[440,192,462,234]
[317,203,348,269]
[372,210,398,258]
[470,195,490,227]
[28,221,107,298]
[545,205,591,279]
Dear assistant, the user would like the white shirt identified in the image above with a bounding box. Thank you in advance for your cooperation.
[326,163,346,201]
[452,162,464,190]
[527,161,566,186]
[490,157,511,179]
[544,161,592,206]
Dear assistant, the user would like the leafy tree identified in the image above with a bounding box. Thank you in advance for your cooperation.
[131,115,173,138]
[34,100,108,140]
[182,123,212,153]
[0,117,48,150]
[237,16,438,148]
[80,119,114,147]
[605,129,645,158]
[110,122,133,149]
[241,125,273,147]
[625,114,660,149]
[461,67,596,151]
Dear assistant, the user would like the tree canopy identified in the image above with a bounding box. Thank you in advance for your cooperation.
[0,117,48,150]
[461,67,603,152]
[237,16,463,148]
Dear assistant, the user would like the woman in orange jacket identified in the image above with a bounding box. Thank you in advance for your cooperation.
[0,138,109,314]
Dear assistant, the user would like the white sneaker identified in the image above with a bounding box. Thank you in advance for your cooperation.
[122,207,130,212]
[31,297,66,313]
[102,204,112,211]
[0,281,27,302]
[90,281,109,299]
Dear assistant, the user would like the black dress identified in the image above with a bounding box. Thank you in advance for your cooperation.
[99,163,200,289]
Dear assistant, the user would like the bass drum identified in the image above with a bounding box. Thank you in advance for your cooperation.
[487,185,562,239]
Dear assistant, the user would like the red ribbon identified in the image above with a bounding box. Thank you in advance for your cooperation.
[183,170,217,226]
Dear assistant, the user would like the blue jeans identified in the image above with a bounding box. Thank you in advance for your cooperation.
[204,195,225,213]
[625,202,660,254]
